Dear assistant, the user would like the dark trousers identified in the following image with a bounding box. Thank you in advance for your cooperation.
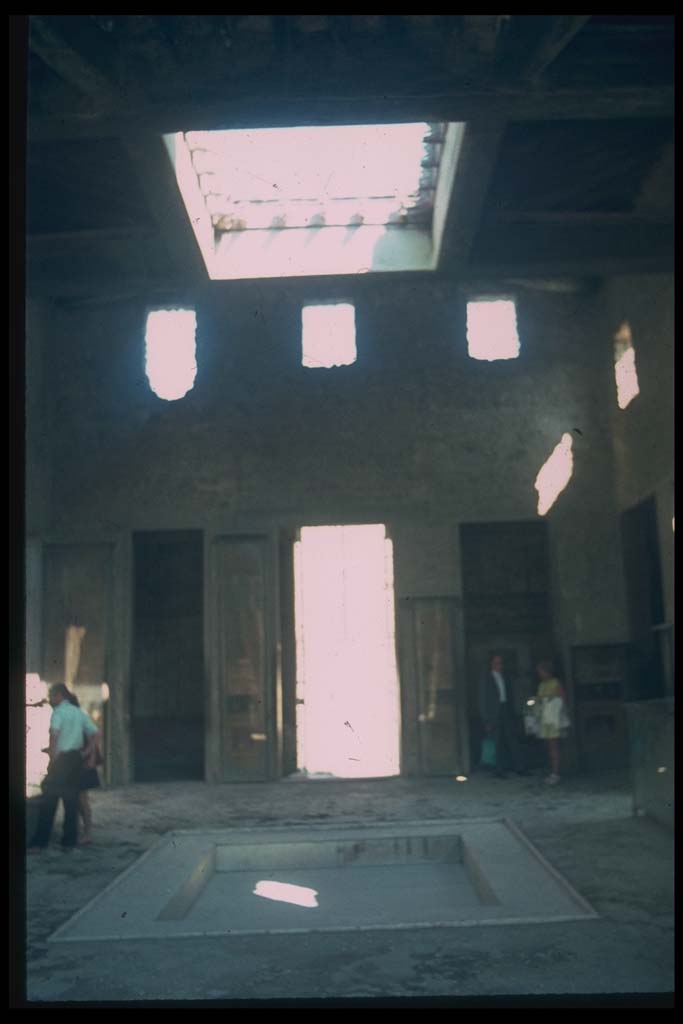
[30,751,82,848]
[494,707,521,773]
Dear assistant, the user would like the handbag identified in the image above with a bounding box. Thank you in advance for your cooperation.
[480,736,497,767]
[540,696,571,732]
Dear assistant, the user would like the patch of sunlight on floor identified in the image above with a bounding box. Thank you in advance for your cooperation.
[253,881,319,908]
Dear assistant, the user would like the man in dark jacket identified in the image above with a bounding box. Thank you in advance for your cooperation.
[479,654,523,777]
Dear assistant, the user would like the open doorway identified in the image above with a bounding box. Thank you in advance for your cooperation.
[293,524,400,778]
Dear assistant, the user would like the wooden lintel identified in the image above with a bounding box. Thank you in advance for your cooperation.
[28,226,156,246]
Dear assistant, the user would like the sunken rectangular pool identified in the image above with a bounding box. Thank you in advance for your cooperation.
[50,819,597,942]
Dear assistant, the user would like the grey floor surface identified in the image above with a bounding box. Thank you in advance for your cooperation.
[20,769,674,1005]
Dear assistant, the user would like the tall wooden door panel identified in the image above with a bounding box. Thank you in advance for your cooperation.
[131,531,204,782]
[403,597,460,776]
[214,537,270,781]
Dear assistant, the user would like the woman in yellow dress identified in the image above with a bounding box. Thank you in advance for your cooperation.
[535,660,569,785]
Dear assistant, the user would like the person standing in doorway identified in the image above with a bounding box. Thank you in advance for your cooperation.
[479,654,524,778]
[535,660,569,785]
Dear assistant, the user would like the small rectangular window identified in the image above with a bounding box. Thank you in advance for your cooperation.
[301,303,356,368]
[145,308,197,401]
[466,298,520,361]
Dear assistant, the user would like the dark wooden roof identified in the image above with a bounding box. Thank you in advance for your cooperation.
[24,15,674,299]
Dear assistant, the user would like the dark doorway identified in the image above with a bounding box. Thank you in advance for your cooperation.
[621,497,666,700]
[461,521,554,772]
[131,531,204,781]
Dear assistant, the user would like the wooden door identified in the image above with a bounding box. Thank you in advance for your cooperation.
[401,597,461,776]
[131,532,204,782]
[213,536,271,781]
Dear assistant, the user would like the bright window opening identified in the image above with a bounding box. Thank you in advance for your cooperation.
[535,433,574,516]
[145,308,197,401]
[466,298,520,361]
[293,524,400,778]
[302,304,356,368]
[614,321,640,409]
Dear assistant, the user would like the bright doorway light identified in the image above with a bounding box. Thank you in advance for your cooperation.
[294,524,400,778]
[302,303,356,368]
[26,674,51,795]
[145,308,197,401]
[466,298,520,361]
[535,433,574,515]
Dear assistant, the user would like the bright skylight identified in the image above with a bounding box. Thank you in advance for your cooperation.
[165,122,465,280]
[466,298,520,361]
[302,304,356,368]
[535,433,574,516]
[145,309,197,401]
[185,123,439,232]
[614,321,640,409]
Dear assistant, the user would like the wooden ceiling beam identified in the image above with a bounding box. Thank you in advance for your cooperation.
[461,16,508,57]
[27,226,157,253]
[29,15,119,109]
[28,84,674,143]
[490,211,672,227]
[634,141,675,217]
[471,219,674,276]
[506,16,592,83]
